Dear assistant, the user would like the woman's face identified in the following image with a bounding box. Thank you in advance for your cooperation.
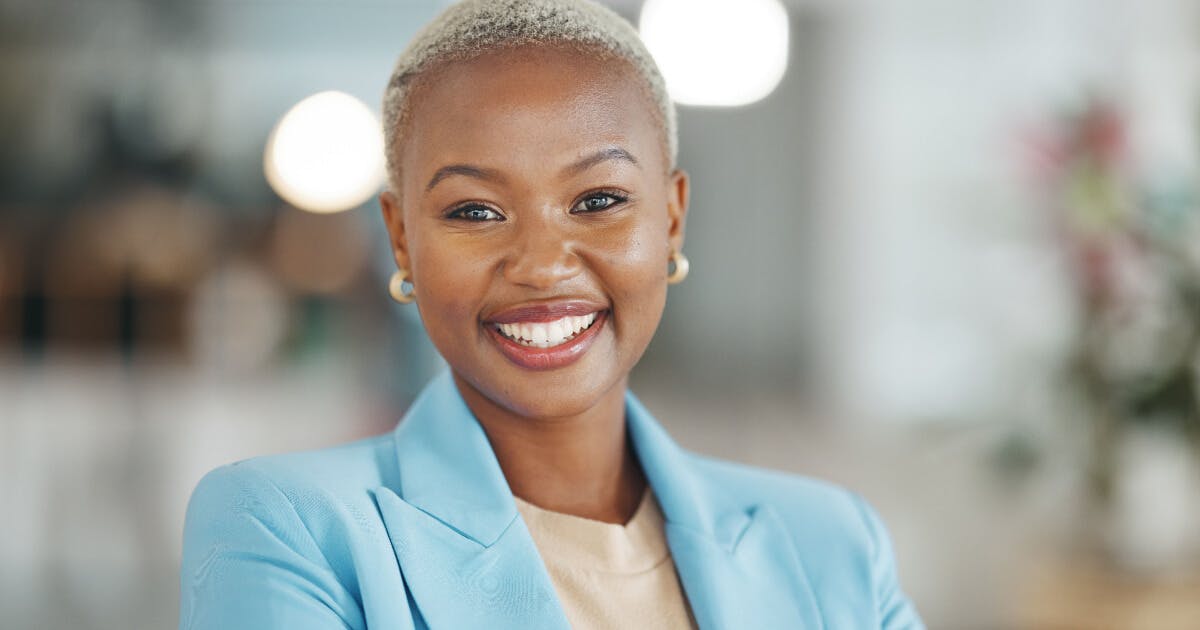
[381,46,688,420]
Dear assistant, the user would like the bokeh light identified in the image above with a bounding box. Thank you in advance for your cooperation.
[263,91,385,213]
[639,0,789,107]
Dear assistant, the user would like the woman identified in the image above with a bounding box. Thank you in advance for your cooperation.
[179,1,925,628]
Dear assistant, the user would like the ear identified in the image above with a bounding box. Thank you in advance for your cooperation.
[379,189,412,273]
[665,168,689,253]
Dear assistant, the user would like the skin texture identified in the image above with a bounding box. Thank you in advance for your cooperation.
[380,45,688,524]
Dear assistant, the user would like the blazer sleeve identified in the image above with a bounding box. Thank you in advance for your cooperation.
[179,464,363,630]
[852,494,926,630]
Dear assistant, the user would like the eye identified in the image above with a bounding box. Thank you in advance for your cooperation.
[447,203,504,222]
[571,191,628,214]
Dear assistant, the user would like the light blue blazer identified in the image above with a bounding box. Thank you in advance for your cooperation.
[180,371,924,629]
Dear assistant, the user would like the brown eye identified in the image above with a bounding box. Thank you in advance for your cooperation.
[448,204,504,221]
[571,192,627,214]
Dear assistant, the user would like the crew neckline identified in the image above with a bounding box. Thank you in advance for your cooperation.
[513,486,670,573]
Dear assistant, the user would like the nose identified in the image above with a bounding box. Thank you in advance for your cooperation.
[501,212,583,290]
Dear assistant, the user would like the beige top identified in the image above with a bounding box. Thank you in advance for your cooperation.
[514,488,700,630]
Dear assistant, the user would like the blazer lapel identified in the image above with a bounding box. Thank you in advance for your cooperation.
[373,371,570,630]
[626,394,826,630]
[373,370,824,630]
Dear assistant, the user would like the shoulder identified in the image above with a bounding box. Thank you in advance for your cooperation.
[685,451,873,527]
[682,452,891,571]
[187,432,394,515]
[181,433,405,628]
[680,452,925,628]
[182,432,397,572]
[180,434,402,629]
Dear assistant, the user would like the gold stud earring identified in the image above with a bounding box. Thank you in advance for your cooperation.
[667,249,689,285]
[389,269,415,304]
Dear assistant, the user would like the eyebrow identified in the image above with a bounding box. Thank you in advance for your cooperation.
[562,146,641,177]
[423,146,640,193]
[425,164,503,192]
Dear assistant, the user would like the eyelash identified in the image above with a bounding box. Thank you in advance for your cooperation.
[572,190,629,214]
[446,203,503,222]
[444,190,630,222]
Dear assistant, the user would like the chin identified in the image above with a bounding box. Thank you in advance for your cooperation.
[456,357,627,421]
[504,386,613,420]
[489,369,619,417]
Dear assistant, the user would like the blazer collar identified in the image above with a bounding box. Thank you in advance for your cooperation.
[372,370,824,630]
[388,369,517,546]
[387,370,741,547]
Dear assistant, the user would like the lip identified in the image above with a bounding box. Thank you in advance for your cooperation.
[484,306,608,371]
[485,300,607,324]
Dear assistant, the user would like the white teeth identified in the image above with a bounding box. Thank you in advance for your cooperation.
[494,312,600,348]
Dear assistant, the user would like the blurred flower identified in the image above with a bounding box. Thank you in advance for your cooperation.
[1026,95,1200,567]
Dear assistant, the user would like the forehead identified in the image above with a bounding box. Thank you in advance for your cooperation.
[398,46,666,185]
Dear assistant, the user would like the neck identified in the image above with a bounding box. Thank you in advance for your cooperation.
[452,372,647,525]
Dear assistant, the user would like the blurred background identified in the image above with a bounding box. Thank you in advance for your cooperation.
[3,0,1200,627]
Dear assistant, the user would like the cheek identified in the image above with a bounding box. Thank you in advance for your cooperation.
[594,214,670,331]
[410,237,492,337]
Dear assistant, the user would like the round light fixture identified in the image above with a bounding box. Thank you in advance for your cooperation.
[639,0,790,107]
[264,91,385,213]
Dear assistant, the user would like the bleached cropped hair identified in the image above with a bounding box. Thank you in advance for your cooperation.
[381,0,677,187]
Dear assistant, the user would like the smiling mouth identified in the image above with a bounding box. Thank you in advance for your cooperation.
[492,312,599,348]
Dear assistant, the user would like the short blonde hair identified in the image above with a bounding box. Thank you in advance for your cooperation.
[381,0,677,187]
